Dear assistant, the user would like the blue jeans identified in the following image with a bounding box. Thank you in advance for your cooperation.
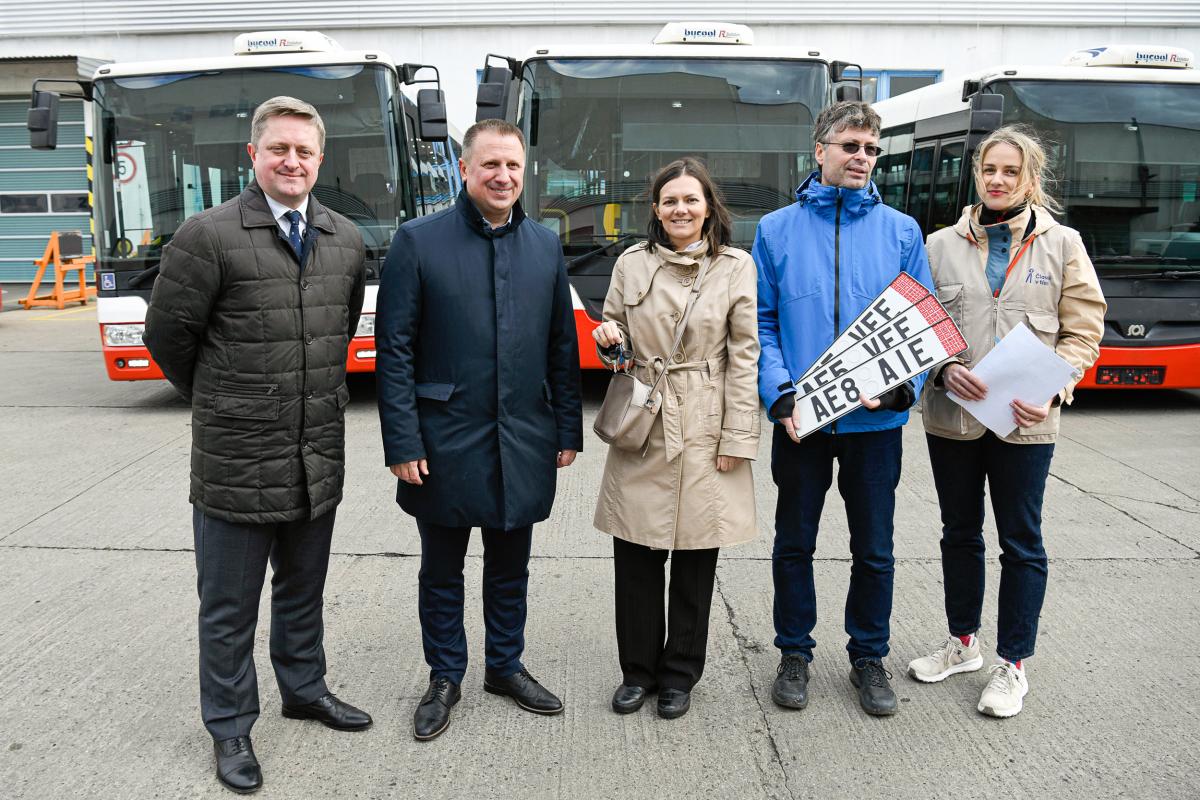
[926,433,1054,662]
[416,521,533,685]
[770,425,902,663]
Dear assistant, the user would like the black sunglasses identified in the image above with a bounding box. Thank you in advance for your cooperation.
[820,141,885,157]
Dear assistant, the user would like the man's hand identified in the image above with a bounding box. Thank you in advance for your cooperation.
[390,459,429,485]
[593,321,623,348]
[783,407,803,444]
[1011,398,1051,428]
[557,449,578,468]
[860,395,881,410]
[943,363,988,401]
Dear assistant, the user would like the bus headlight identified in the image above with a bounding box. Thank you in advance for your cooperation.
[103,323,145,347]
[355,313,375,338]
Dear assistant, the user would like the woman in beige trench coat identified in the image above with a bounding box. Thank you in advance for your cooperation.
[593,157,760,720]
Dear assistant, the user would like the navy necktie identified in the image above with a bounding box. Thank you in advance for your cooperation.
[284,209,303,260]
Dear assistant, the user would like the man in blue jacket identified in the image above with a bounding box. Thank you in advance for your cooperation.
[754,101,933,716]
[376,119,583,740]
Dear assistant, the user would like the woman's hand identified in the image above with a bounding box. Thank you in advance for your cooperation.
[716,455,745,472]
[943,363,988,401]
[593,320,623,348]
[1011,398,1052,428]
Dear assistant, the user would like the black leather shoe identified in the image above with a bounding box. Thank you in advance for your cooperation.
[484,667,563,715]
[850,658,898,716]
[414,676,461,741]
[282,692,372,731]
[772,653,810,709]
[611,684,648,714]
[213,736,262,794]
[656,688,691,719]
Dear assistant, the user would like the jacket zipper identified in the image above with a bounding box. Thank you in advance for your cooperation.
[218,380,279,396]
[832,192,843,436]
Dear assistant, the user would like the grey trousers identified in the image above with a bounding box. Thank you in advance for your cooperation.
[193,506,335,741]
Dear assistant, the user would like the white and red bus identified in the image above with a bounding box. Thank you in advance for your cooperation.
[28,30,460,380]
[873,44,1200,389]
[475,22,862,367]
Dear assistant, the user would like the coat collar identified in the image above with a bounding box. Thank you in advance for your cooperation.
[794,170,882,219]
[455,188,527,239]
[956,203,1058,244]
[657,240,709,269]
[620,241,716,304]
[239,182,337,234]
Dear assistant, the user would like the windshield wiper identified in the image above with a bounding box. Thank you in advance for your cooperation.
[127,264,160,288]
[565,234,643,271]
[1101,269,1200,279]
[1092,255,1188,265]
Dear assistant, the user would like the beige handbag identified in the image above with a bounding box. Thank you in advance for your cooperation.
[593,255,711,452]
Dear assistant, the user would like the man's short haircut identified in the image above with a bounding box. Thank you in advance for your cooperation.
[462,119,525,161]
[250,96,326,151]
[812,101,882,145]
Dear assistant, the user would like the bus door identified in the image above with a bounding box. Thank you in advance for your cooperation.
[905,139,967,231]
[906,144,936,228]
[930,139,967,230]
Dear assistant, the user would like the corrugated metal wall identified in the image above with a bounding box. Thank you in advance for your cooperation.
[0,99,90,283]
[2,1,1199,35]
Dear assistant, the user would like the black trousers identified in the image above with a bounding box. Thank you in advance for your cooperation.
[612,537,719,692]
[193,507,335,741]
[416,521,534,685]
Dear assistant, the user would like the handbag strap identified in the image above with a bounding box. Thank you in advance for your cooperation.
[644,252,713,400]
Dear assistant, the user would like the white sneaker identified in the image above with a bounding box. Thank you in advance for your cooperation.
[977,660,1029,718]
[907,635,984,683]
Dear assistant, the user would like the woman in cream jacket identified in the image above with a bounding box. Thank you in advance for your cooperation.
[908,126,1106,718]
[592,157,760,720]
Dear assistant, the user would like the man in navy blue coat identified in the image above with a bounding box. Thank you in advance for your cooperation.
[376,119,583,741]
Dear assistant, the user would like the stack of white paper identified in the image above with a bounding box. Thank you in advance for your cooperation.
[948,323,1079,437]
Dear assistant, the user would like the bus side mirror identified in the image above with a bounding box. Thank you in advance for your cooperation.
[969,92,1004,135]
[28,90,59,150]
[829,60,863,103]
[416,89,448,142]
[475,54,519,122]
[835,84,862,102]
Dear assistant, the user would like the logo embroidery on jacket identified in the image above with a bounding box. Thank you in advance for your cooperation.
[1024,266,1052,286]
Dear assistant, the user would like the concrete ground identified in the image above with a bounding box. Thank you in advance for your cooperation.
[1,303,1198,799]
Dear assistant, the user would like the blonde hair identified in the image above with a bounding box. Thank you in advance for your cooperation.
[973,125,1061,215]
[250,96,325,152]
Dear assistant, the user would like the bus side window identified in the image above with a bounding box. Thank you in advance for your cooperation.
[907,145,935,229]
[425,141,456,213]
[405,111,427,216]
[930,140,965,230]
[876,142,912,212]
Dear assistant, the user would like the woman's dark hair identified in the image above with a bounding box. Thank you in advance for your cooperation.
[645,157,733,254]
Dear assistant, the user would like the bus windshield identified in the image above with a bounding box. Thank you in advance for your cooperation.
[997,79,1200,270]
[519,58,826,249]
[91,63,406,272]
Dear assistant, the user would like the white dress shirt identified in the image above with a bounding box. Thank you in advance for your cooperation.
[263,193,309,238]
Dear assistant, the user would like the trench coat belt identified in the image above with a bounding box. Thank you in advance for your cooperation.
[631,356,726,375]
[631,355,726,462]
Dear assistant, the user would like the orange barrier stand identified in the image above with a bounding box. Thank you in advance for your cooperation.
[19,231,97,310]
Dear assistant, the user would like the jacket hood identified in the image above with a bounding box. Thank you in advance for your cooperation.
[239,182,337,234]
[795,170,882,219]
[455,187,527,238]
